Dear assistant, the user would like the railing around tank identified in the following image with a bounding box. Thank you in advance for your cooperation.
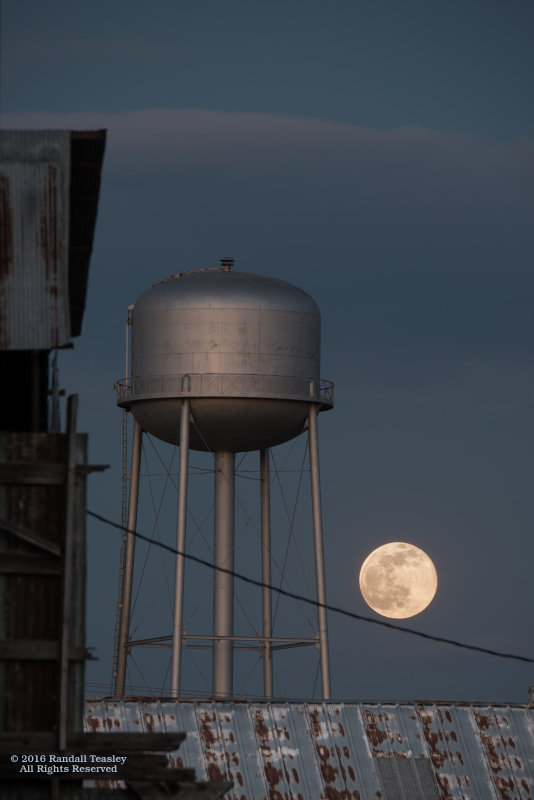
[115,373,334,406]
[319,379,334,403]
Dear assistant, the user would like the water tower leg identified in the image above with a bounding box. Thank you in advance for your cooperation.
[212,450,235,699]
[260,448,273,698]
[308,405,331,699]
[115,419,142,697]
[171,398,191,697]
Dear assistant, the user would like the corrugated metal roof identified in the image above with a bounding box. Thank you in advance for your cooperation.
[0,129,106,349]
[84,699,534,799]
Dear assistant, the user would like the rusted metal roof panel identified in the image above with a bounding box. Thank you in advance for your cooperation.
[0,130,71,350]
[84,700,534,799]
[305,702,382,797]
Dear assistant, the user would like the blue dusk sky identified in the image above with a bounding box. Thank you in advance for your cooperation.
[1,0,533,702]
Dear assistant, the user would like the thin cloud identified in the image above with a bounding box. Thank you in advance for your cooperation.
[2,109,533,175]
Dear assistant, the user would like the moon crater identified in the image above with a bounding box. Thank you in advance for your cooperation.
[359,542,437,619]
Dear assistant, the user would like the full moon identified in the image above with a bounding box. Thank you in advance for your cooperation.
[359,542,438,619]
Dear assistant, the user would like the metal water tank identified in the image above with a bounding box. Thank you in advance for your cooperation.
[117,265,333,451]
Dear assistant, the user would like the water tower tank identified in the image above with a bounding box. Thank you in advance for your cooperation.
[117,266,333,451]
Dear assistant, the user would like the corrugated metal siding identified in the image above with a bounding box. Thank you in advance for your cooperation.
[0,130,71,350]
[84,700,534,799]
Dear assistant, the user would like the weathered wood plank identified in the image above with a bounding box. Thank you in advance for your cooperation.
[0,732,57,751]
[0,641,88,661]
[0,463,65,485]
[70,732,187,752]
[77,464,108,474]
[58,394,79,750]
[0,783,232,800]
[0,463,108,484]
[0,516,61,556]
[120,766,196,781]
[0,554,61,575]
[0,731,187,753]
[127,782,233,800]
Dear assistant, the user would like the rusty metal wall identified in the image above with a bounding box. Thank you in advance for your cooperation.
[0,130,71,350]
[84,699,534,799]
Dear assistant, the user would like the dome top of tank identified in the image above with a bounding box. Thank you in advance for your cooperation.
[134,264,320,315]
[117,260,333,451]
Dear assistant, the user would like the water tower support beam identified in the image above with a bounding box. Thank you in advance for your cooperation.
[260,448,273,698]
[115,419,142,697]
[171,397,191,697]
[212,450,235,699]
[308,404,331,699]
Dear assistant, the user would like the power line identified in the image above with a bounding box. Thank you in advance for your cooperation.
[86,509,534,666]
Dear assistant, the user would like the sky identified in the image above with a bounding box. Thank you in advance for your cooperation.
[2,0,533,704]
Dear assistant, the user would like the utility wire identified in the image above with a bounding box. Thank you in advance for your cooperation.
[87,509,534,665]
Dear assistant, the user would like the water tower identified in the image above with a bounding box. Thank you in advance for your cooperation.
[114,261,334,699]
